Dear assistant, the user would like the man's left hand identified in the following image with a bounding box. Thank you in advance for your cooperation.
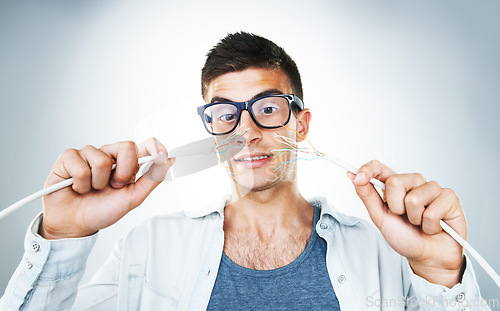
[347,160,466,288]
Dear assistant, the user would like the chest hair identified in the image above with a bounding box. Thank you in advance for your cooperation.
[223,228,312,270]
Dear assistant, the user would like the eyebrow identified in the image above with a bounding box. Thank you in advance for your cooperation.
[209,89,284,104]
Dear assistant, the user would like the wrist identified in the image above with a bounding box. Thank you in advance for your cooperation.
[38,218,96,240]
[409,256,466,288]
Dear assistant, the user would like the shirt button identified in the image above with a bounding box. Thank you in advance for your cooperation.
[338,275,346,283]
[26,261,33,269]
[319,223,329,230]
[456,292,466,303]
[31,241,40,252]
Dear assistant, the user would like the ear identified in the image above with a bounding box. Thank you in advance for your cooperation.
[295,108,312,142]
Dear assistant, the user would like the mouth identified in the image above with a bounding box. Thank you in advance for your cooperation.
[233,153,274,169]
[234,154,272,162]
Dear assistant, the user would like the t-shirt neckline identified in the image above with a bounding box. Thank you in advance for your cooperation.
[221,203,321,278]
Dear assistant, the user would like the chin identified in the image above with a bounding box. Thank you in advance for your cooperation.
[249,180,280,192]
[230,171,295,194]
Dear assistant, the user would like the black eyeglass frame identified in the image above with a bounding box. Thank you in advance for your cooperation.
[197,94,304,136]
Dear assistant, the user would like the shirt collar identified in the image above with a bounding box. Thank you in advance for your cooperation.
[183,195,360,227]
[182,195,229,219]
[308,196,360,227]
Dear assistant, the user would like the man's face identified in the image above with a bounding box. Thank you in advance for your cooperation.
[205,68,311,192]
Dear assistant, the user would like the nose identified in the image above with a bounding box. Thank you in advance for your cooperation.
[237,110,261,145]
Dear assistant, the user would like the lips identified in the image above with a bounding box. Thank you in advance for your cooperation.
[234,154,272,162]
[233,152,274,169]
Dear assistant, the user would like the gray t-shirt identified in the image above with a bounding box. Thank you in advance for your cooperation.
[207,205,340,310]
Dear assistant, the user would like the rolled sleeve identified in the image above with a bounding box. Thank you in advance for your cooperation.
[1,213,97,310]
[407,256,490,310]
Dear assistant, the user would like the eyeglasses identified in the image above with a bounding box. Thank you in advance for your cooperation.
[197,94,304,135]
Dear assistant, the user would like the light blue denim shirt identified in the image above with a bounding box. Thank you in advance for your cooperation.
[0,197,489,310]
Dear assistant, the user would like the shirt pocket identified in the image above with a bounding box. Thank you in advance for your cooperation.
[127,274,179,310]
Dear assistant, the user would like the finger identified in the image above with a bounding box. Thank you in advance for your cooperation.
[118,165,140,185]
[353,160,397,186]
[100,141,139,188]
[123,174,137,185]
[56,149,92,194]
[352,160,397,204]
[422,188,466,238]
[385,173,427,216]
[347,171,387,227]
[79,145,114,190]
[137,138,169,182]
[128,157,175,209]
[137,137,167,158]
[404,181,441,226]
[348,161,397,226]
[119,138,173,210]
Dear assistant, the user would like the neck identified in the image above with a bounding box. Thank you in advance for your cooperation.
[225,180,313,236]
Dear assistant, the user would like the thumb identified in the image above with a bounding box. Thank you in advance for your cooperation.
[128,154,175,209]
[347,171,386,227]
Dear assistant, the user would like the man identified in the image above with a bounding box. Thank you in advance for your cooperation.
[0,32,488,310]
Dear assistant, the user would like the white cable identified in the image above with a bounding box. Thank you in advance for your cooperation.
[439,220,500,288]
[323,152,500,289]
[3,150,500,288]
[323,154,386,190]
[0,156,154,221]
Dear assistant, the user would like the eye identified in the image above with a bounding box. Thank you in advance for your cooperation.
[209,104,238,124]
[219,113,237,122]
[260,106,278,114]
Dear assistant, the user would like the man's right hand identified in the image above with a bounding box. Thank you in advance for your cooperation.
[40,138,174,240]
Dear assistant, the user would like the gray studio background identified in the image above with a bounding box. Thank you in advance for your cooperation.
[1,0,499,306]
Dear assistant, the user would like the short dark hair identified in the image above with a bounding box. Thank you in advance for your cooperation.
[201,32,303,103]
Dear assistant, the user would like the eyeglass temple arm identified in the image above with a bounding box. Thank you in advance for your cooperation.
[291,95,304,110]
